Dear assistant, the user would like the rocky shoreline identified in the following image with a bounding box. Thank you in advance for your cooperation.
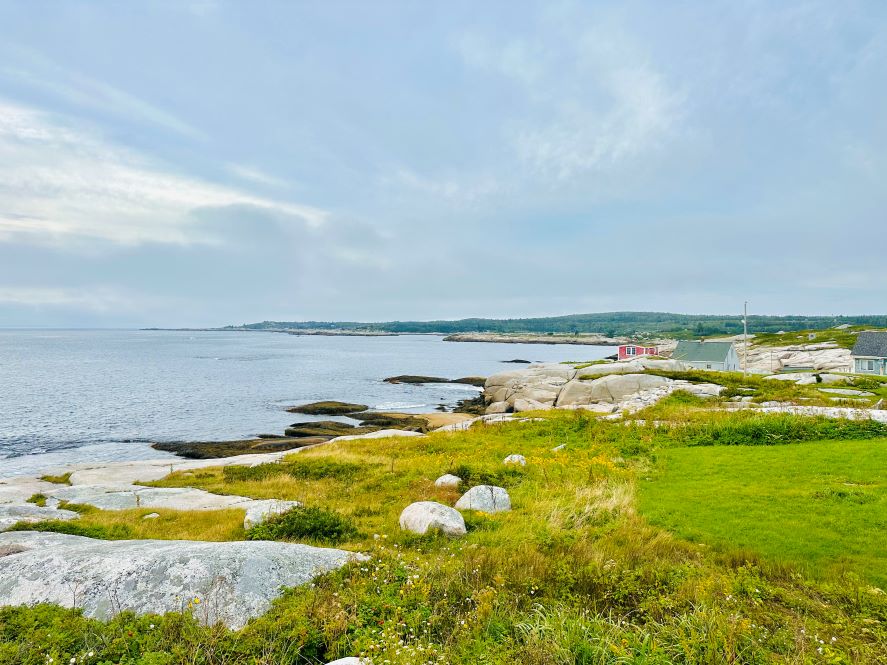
[443,332,642,345]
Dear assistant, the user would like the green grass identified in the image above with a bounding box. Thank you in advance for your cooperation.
[6,412,887,664]
[638,438,887,587]
[752,325,886,349]
[38,472,72,485]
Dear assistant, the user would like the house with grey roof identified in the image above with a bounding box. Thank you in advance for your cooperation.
[851,331,887,375]
[671,340,740,371]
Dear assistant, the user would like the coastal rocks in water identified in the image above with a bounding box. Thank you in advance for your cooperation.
[0,505,80,531]
[503,454,526,466]
[354,412,428,431]
[434,474,462,488]
[399,502,466,536]
[152,438,317,459]
[284,421,379,438]
[502,359,532,364]
[384,375,486,387]
[0,531,357,629]
[243,499,301,529]
[557,374,673,406]
[286,401,369,415]
[455,486,511,513]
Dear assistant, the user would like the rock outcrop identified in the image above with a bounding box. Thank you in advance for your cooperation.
[482,359,726,415]
[399,501,466,536]
[557,374,673,406]
[455,486,511,513]
[738,341,852,373]
[0,531,358,629]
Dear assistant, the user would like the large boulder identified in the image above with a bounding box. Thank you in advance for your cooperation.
[484,364,576,412]
[503,454,527,466]
[557,374,673,406]
[399,502,466,536]
[0,531,358,629]
[455,486,511,513]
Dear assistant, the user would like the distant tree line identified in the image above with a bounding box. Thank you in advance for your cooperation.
[226,312,887,338]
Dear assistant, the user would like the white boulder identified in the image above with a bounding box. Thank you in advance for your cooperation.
[399,501,466,536]
[455,485,511,513]
[503,454,527,466]
[434,474,462,488]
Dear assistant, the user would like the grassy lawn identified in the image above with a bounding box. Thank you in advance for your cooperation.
[638,438,887,587]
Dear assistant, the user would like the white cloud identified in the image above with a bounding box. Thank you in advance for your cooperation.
[456,21,684,182]
[0,101,328,247]
[226,163,290,188]
[0,45,205,140]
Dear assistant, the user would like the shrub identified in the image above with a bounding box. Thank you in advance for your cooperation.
[447,463,525,488]
[39,472,71,485]
[245,506,358,544]
[25,494,47,507]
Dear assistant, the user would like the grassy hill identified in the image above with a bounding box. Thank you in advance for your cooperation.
[229,312,887,338]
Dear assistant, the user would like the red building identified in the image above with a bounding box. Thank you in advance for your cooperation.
[618,344,658,360]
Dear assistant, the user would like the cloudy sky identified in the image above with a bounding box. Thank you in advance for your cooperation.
[0,1,885,327]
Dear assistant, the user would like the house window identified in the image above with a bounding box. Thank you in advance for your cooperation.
[626,346,636,356]
[867,360,875,372]
[706,364,712,369]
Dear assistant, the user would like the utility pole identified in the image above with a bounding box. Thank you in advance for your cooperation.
[743,301,749,380]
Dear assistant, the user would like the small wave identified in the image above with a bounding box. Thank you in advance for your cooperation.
[373,402,427,411]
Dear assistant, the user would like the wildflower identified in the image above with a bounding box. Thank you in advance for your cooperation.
[193,597,200,604]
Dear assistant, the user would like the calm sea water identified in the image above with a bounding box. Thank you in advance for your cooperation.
[0,330,614,476]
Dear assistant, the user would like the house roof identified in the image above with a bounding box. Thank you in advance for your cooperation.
[851,331,887,358]
[672,340,734,363]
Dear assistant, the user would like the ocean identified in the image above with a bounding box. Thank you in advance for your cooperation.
[0,330,614,476]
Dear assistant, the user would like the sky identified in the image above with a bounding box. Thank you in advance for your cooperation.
[0,1,885,328]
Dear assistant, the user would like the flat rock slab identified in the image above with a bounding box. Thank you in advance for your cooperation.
[0,505,80,531]
[46,484,257,512]
[64,452,290,486]
[0,531,359,629]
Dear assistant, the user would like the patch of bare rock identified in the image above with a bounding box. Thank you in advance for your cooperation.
[0,531,359,629]
[482,359,724,415]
